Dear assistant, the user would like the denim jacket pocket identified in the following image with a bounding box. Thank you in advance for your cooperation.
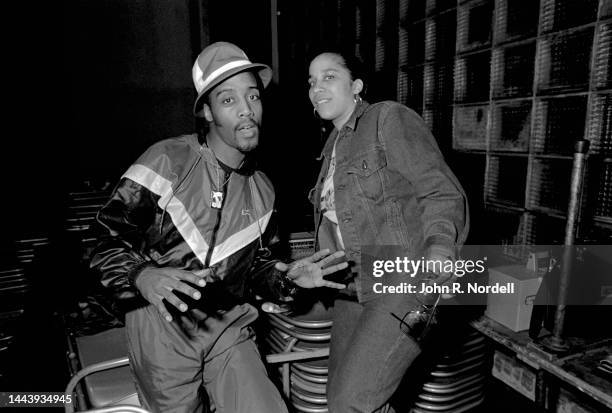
[347,147,387,200]
[347,146,387,177]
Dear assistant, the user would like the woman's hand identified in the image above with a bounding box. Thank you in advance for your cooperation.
[274,249,348,289]
[426,252,456,299]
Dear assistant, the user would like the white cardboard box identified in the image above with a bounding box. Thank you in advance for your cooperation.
[485,265,542,332]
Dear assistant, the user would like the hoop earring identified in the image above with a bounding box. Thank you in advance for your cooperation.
[313,107,318,117]
[353,94,363,104]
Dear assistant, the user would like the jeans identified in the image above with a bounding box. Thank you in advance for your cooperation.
[326,294,424,413]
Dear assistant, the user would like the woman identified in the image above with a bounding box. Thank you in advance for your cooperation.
[307,51,469,412]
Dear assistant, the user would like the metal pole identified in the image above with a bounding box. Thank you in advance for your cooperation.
[270,0,280,85]
[542,140,589,352]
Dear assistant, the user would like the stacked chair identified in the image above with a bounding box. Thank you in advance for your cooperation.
[262,232,333,412]
[1,236,49,381]
[263,306,488,413]
[410,328,488,413]
[14,236,50,266]
[65,327,139,412]
[1,235,50,318]
[75,407,150,413]
[263,301,332,413]
[64,183,112,257]
[263,233,488,413]
[0,265,27,378]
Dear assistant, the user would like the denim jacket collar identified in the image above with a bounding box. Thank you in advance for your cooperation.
[343,99,369,131]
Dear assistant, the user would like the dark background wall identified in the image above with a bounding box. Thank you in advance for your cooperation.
[56,0,318,238]
[9,0,612,252]
[64,0,197,180]
[2,0,299,241]
[8,0,436,242]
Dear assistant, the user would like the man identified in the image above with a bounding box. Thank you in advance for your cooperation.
[91,42,347,413]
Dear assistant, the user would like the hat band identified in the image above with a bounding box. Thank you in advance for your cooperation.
[199,59,252,93]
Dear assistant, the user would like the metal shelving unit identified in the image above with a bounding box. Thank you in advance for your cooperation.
[298,0,612,246]
[447,0,612,246]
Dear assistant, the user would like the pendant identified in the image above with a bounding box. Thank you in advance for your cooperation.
[211,191,224,209]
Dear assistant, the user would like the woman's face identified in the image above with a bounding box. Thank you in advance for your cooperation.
[308,53,363,130]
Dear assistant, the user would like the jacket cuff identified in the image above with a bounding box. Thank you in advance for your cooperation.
[275,267,299,299]
[127,261,156,288]
[425,237,456,261]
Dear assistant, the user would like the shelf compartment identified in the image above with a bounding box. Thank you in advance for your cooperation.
[425,10,457,62]
[454,51,492,103]
[540,0,599,34]
[375,35,387,72]
[457,0,494,53]
[453,104,489,151]
[425,62,455,106]
[423,104,454,144]
[399,27,410,68]
[524,213,567,245]
[601,0,612,19]
[490,100,532,152]
[376,0,386,31]
[532,96,588,155]
[402,0,426,23]
[355,2,364,44]
[593,22,612,90]
[485,155,528,207]
[426,0,456,17]
[402,21,426,66]
[536,28,594,95]
[491,41,536,99]
[528,157,573,213]
[398,66,424,113]
[483,206,528,246]
[493,0,540,44]
[586,93,612,156]
[595,162,612,220]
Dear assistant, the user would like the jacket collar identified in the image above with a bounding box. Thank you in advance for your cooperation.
[318,100,369,160]
[343,99,369,131]
[193,133,256,176]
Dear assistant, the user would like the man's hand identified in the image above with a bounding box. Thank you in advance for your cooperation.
[134,267,209,322]
[274,249,348,290]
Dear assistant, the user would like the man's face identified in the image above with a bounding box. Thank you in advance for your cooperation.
[204,71,262,154]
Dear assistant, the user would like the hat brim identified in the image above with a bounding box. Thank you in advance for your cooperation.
[193,63,273,116]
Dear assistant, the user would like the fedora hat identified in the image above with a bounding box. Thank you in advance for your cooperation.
[192,42,272,115]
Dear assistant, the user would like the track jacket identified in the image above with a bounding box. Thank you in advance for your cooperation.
[90,133,293,315]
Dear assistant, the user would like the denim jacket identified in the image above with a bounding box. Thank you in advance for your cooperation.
[311,101,469,302]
